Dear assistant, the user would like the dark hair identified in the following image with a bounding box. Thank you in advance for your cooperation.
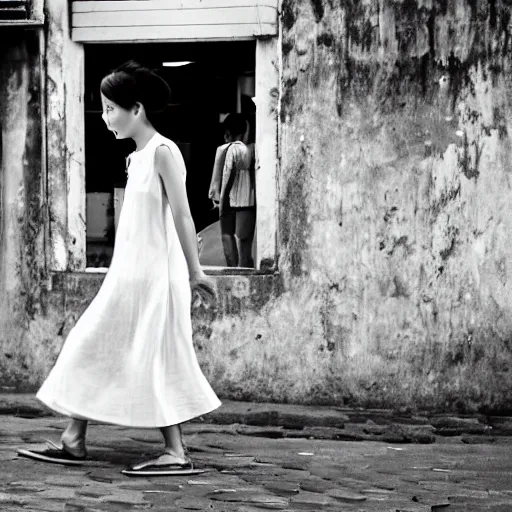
[100,60,171,123]
[222,113,247,138]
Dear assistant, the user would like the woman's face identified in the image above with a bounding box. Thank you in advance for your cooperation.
[101,93,137,139]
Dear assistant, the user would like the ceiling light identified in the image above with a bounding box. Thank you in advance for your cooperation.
[162,61,194,67]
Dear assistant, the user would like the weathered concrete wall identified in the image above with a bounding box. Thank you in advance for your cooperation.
[195,0,512,412]
[4,0,512,414]
[0,30,45,391]
[269,0,512,411]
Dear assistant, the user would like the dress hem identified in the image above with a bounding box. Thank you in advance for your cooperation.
[37,394,222,429]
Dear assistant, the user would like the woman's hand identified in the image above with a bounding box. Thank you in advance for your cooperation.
[208,186,220,203]
[190,270,217,306]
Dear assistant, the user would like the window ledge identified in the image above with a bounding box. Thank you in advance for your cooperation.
[0,19,44,27]
[50,265,278,287]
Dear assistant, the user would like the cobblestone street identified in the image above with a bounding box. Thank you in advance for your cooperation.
[1,407,512,511]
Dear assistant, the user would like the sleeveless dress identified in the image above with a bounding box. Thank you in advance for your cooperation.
[37,133,221,428]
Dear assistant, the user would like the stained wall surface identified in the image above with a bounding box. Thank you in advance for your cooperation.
[2,1,512,413]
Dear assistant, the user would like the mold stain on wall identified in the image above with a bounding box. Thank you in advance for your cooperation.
[2,1,512,412]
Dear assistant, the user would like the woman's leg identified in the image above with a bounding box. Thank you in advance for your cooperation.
[122,424,190,474]
[61,418,88,456]
[236,209,256,268]
[160,424,187,460]
[220,211,238,267]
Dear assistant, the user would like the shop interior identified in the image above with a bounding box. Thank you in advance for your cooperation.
[84,41,256,268]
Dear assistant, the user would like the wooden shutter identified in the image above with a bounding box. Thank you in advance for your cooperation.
[71,0,278,43]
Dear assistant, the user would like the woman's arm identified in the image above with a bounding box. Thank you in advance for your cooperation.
[155,145,202,277]
[209,144,229,202]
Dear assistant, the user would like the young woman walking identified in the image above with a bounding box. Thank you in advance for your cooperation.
[18,61,221,476]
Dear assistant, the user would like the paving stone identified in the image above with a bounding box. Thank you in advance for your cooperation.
[282,430,315,440]
[262,480,300,496]
[74,483,114,497]
[286,427,346,441]
[64,504,94,512]
[174,496,213,510]
[370,481,398,491]
[243,410,280,427]
[277,411,348,429]
[362,423,391,435]
[209,456,256,471]
[243,495,290,509]
[309,464,344,481]
[461,434,497,444]
[37,487,78,499]
[139,491,179,508]
[335,476,370,490]
[236,426,286,439]
[86,469,116,484]
[487,417,512,435]
[65,501,137,512]
[224,451,258,458]
[279,460,310,471]
[8,480,47,492]
[233,508,295,512]
[0,451,18,461]
[409,431,436,444]
[220,467,285,477]
[327,487,367,502]
[23,500,67,512]
[289,491,336,509]
[127,436,161,444]
[187,475,243,487]
[208,491,290,509]
[102,490,147,505]
[299,478,336,493]
[0,492,27,505]
[44,475,87,487]
[184,422,239,435]
[270,467,311,480]
[393,505,431,512]
[328,427,369,441]
[430,416,488,436]
[381,432,409,443]
[119,481,183,492]
[430,416,485,428]
[339,410,430,426]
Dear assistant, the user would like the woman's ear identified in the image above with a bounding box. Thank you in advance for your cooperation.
[133,102,144,117]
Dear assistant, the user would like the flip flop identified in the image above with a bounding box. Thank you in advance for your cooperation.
[121,455,206,477]
[17,440,87,466]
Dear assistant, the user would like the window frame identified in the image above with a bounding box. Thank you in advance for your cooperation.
[46,37,279,275]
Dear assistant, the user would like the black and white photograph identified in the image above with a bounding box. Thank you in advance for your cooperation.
[1,0,512,510]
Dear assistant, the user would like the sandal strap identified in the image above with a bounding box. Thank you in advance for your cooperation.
[45,440,63,451]
[131,454,193,471]
[44,439,87,459]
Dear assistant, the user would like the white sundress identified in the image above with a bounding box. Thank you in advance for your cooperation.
[37,133,221,428]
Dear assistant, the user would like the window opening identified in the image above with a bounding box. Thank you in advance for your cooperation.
[84,41,257,270]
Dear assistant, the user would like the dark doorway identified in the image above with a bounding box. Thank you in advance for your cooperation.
[84,41,256,268]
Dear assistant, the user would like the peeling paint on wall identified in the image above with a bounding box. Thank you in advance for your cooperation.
[3,1,512,412]
[273,0,512,411]
[0,31,45,391]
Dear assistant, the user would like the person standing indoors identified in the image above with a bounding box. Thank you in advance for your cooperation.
[209,114,256,267]
[17,61,221,476]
